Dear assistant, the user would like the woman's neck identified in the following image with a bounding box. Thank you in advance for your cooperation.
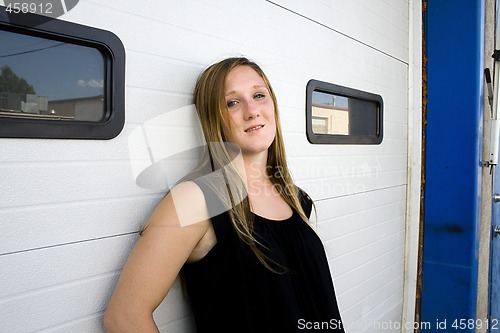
[241,152,291,217]
[242,152,269,183]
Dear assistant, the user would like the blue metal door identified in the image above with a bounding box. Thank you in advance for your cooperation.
[421,1,484,329]
[492,174,500,330]
[490,0,500,328]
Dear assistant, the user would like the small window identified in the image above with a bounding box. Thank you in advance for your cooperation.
[306,80,383,144]
[0,7,125,139]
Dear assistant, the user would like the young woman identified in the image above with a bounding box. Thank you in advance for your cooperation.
[104,57,344,332]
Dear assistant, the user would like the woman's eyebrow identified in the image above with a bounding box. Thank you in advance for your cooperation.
[225,85,268,97]
[253,84,267,90]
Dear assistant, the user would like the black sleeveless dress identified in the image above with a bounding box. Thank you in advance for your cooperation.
[181,180,344,333]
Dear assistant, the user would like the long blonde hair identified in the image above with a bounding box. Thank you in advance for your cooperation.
[179,57,310,272]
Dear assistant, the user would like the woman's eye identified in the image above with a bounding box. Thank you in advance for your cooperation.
[226,100,238,108]
[254,93,265,99]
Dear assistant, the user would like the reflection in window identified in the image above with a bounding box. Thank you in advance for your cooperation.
[312,91,349,135]
[306,80,383,144]
[0,30,105,122]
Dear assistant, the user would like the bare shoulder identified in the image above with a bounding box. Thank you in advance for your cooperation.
[144,180,210,234]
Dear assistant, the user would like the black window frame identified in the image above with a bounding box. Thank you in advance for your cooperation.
[0,6,125,139]
[306,79,383,144]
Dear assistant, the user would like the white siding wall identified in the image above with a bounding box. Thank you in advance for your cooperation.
[0,0,411,332]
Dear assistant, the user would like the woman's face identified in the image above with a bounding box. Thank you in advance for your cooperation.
[223,65,276,158]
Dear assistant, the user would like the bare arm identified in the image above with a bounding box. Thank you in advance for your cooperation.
[103,181,210,332]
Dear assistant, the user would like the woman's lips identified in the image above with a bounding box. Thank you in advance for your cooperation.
[245,124,264,132]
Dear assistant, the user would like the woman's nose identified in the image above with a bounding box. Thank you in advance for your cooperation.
[243,99,260,120]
